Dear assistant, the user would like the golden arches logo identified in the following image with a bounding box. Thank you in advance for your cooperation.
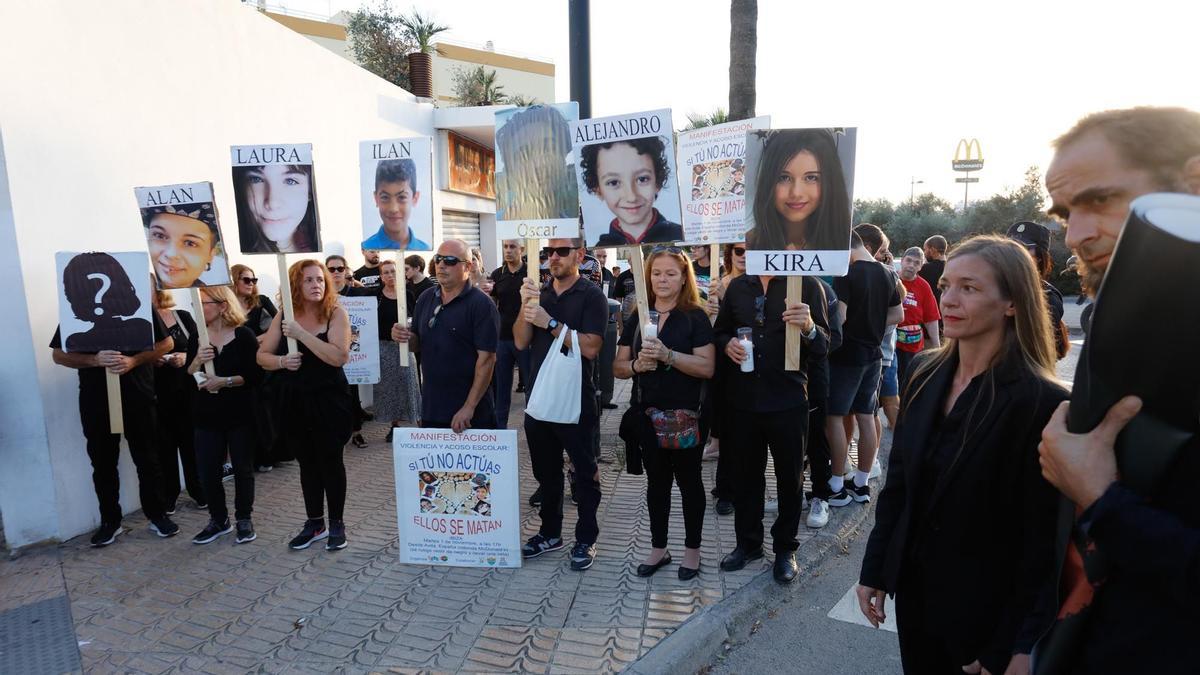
[953,138,984,171]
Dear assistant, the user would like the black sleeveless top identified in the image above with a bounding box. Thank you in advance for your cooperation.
[272,320,352,445]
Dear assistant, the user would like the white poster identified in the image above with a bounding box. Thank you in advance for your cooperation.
[676,116,770,244]
[54,251,154,353]
[359,137,434,251]
[393,428,520,568]
[339,295,379,385]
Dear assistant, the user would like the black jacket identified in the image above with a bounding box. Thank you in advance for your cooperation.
[861,349,1068,673]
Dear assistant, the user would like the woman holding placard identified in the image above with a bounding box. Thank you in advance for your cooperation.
[151,287,204,513]
[257,260,353,551]
[188,286,262,544]
[374,259,420,438]
[614,247,715,580]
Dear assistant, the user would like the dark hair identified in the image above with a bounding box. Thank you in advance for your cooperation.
[924,235,948,255]
[747,129,851,251]
[233,164,318,253]
[375,158,418,193]
[854,223,884,254]
[141,203,220,248]
[63,252,141,321]
[580,137,671,193]
[324,255,347,268]
[404,254,425,273]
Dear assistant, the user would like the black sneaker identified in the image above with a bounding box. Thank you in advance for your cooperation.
[235,519,256,544]
[828,486,853,508]
[528,487,543,507]
[848,481,871,504]
[351,433,368,449]
[165,500,177,516]
[192,518,232,545]
[149,516,180,538]
[288,519,328,550]
[326,520,347,551]
[569,542,596,571]
[221,463,234,482]
[715,499,734,515]
[194,501,208,510]
[521,534,564,559]
[90,522,123,547]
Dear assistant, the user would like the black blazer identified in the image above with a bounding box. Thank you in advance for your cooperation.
[860,349,1068,673]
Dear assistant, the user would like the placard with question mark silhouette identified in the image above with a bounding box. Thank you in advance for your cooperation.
[55,251,154,353]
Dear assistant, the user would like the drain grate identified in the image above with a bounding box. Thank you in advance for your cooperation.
[0,595,81,674]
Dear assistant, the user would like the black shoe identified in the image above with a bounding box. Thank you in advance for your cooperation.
[719,547,764,572]
[827,486,853,507]
[351,434,368,449]
[326,520,347,551]
[773,552,799,583]
[636,553,672,577]
[90,522,123,547]
[601,402,618,410]
[569,542,596,571]
[848,481,871,503]
[221,463,234,482]
[678,565,700,581]
[192,518,232,545]
[194,501,208,510]
[165,500,177,516]
[529,487,543,508]
[149,516,180,538]
[568,474,578,505]
[715,499,734,515]
[521,533,564,559]
[385,428,394,443]
[515,384,525,394]
[235,519,256,544]
[288,519,328,550]
[361,408,375,421]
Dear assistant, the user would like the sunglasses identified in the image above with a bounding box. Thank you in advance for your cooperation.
[650,246,683,254]
[732,247,746,256]
[240,277,258,284]
[542,246,575,259]
[433,254,463,266]
[327,266,347,273]
[427,303,444,329]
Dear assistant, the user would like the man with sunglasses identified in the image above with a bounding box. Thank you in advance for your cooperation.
[515,238,608,571]
[392,239,500,433]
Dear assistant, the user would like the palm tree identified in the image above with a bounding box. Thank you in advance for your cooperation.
[728,0,757,121]
[684,108,729,130]
[398,10,449,54]
[506,94,539,107]
[476,67,507,105]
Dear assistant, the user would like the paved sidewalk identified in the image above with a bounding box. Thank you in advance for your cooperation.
[0,378,868,673]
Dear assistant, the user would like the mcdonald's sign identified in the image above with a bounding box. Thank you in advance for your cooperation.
[952,138,984,171]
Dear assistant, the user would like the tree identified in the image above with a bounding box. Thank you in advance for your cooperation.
[345,2,415,89]
[451,66,507,106]
[683,108,729,130]
[397,9,449,54]
[957,167,1046,238]
[506,94,539,107]
[728,0,756,121]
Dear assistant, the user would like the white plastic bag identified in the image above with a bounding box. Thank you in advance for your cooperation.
[526,328,581,424]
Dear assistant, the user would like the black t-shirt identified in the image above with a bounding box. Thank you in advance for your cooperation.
[192,326,263,429]
[691,260,723,301]
[919,259,945,306]
[831,260,902,366]
[489,263,527,342]
[619,307,713,410]
[156,309,199,398]
[528,277,609,424]
[50,312,170,404]
[246,296,278,337]
[412,285,500,425]
[375,287,415,341]
[353,264,383,290]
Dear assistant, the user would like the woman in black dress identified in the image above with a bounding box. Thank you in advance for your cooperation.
[257,260,353,551]
[614,247,715,580]
[232,263,280,470]
[857,236,1068,674]
[151,287,203,512]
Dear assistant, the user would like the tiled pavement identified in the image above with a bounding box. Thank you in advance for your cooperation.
[0,378,868,673]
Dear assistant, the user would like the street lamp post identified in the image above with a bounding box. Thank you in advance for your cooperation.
[910,177,924,209]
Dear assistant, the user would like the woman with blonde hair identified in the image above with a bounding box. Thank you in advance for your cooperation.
[188,286,263,544]
[257,260,353,551]
[857,235,1066,674]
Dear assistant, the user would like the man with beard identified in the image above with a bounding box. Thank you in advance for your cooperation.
[353,248,383,290]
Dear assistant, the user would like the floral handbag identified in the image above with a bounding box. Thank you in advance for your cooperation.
[645,407,702,449]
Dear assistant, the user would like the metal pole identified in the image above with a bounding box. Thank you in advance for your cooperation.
[963,172,970,211]
[568,0,592,119]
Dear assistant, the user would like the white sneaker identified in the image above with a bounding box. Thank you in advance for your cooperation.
[806,498,830,528]
[764,499,779,513]
[869,458,883,481]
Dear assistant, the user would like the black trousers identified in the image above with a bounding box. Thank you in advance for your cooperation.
[896,349,918,395]
[289,429,346,522]
[896,572,972,674]
[195,424,255,522]
[525,414,601,545]
[79,393,166,524]
[644,444,705,549]
[726,405,809,553]
[806,396,833,499]
[156,391,203,506]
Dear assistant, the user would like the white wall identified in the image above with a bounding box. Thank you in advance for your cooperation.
[431,56,555,104]
[0,0,439,545]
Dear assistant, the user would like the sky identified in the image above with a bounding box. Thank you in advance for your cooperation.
[285,0,1200,207]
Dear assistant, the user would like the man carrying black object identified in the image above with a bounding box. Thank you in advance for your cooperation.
[51,319,180,546]
[713,271,829,583]
[489,240,530,429]
[393,239,499,432]
[515,238,608,571]
[1036,106,1200,674]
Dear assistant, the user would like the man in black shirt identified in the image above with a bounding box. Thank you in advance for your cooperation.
[489,240,530,428]
[405,254,437,303]
[713,272,829,583]
[919,234,947,307]
[353,248,383,290]
[689,245,723,300]
[51,316,179,546]
[515,238,608,571]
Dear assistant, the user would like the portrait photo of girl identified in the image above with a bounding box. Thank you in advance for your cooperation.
[232,145,321,254]
[136,182,230,289]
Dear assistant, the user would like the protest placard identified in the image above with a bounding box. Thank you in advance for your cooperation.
[495,103,580,241]
[135,181,231,289]
[676,116,770,245]
[339,294,379,385]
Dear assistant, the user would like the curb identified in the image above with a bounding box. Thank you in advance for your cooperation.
[628,497,876,675]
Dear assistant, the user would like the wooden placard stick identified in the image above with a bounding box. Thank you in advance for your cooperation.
[276,254,298,354]
[525,238,540,305]
[628,245,651,328]
[709,244,720,288]
[106,370,123,434]
[785,275,804,371]
[189,288,213,377]
[395,251,409,366]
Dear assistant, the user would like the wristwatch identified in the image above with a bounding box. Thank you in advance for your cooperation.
[547,318,560,332]
[226,377,234,388]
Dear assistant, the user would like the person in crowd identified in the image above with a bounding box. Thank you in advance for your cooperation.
[713,253,830,583]
[374,260,420,439]
[746,128,851,251]
[405,254,436,305]
[515,238,608,571]
[826,229,903,513]
[361,158,431,251]
[612,264,637,334]
[873,240,902,433]
[594,248,614,294]
[489,240,531,429]
[231,263,278,471]
[1006,221,1070,359]
[615,246,715,579]
[233,163,318,254]
[257,260,353,551]
[187,286,263,545]
[919,234,948,307]
[353,248,383,290]
[581,137,683,246]
[151,287,203,513]
[326,254,370,448]
[231,264,277,340]
[394,239,500,431]
[590,249,620,412]
[895,246,942,387]
[142,202,222,289]
[858,235,1066,675]
[1036,106,1200,673]
[51,261,178,545]
[806,273,842,527]
[689,244,722,301]
[469,247,492,294]
[703,242,748,515]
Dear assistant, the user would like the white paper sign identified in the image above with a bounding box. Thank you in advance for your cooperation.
[676,116,770,244]
[393,428,521,568]
[339,295,379,385]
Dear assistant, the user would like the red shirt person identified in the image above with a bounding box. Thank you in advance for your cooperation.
[895,247,941,386]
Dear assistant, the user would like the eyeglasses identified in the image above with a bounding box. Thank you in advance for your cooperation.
[650,246,683,254]
[433,254,463,266]
[327,266,347,273]
[542,246,575,259]
[732,247,746,256]
[240,277,258,284]
[427,303,444,329]
[201,300,225,306]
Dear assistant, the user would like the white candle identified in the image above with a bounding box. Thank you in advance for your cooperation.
[643,322,658,340]
[739,337,754,372]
